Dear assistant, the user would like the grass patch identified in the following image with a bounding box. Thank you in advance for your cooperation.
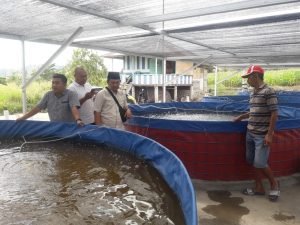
[208,69,300,95]
[0,81,50,115]
[1,69,300,114]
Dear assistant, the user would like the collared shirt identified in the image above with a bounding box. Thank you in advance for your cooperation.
[37,89,80,122]
[248,83,278,135]
[94,88,127,129]
[68,81,94,124]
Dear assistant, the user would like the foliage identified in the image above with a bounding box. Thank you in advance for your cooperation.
[208,69,300,95]
[6,71,22,85]
[0,81,51,115]
[1,67,299,115]
[33,63,61,81]
[0,48,109,115]
[0,77,6,85]
[63,48,107,86]
[5,64,61,87]
[265,69,300,86]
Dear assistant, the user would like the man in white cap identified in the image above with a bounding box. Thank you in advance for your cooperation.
[234,65,280,202]
[94,72,132,129]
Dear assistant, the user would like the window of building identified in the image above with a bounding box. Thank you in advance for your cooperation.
[137,56,140,69]
[126,56,130,70]
[142,57,145,69]
[148,58,151,69]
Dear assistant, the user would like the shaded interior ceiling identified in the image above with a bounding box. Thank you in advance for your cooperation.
[1,0,300,68]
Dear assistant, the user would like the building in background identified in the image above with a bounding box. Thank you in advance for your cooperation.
[121,55,208,103]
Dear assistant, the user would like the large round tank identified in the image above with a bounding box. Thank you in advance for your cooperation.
[126,102,300,181]
[0,120,197,225]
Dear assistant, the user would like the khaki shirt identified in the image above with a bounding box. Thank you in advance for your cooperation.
[94,88,127,129]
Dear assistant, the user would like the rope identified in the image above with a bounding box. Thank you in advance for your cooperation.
[129,103,249,135]
[133,104,248,114]
[20,127,101,151]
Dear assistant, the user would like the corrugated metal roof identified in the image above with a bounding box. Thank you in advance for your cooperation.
[1,0,300,67]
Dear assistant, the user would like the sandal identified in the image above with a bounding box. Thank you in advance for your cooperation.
[269,181,280,202]
[242,188,265,196]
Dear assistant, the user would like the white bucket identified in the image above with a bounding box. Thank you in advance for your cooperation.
[3,110,9,120]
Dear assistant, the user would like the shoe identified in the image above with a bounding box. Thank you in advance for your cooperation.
[269,181,280,202]
[242,188,265,196]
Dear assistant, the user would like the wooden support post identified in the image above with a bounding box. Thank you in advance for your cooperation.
[154,86,159,103]
[131,86,135,101]
[174,85,178,101]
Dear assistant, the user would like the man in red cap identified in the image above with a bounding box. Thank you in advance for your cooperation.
[234,65,280,201]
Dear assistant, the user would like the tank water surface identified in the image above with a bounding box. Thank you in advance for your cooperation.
[0,140,185,225]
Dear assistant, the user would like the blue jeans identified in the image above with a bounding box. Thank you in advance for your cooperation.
[246,132,270,168]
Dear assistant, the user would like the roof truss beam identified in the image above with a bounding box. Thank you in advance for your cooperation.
[36,0,300,66]
[23,27,83,88]
[35,0,299,42]
[34,38,164,59]
[38,0,299,32]
[0,32,23,40]
[167,11,300,33]
[124,0,300,25]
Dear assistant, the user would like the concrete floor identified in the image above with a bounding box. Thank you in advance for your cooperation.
[0,112,49,121]
[195,176,300,225]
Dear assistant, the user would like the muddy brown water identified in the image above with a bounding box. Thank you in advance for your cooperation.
[272,212,295,222]
[0,139,185,225]
[202,190,249,225]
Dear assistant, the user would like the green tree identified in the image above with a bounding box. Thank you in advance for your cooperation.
[64,48,107,86]
[37,63,59,81]
[0,77,6,85]
[27,63,60,82]
[6,71,22,86]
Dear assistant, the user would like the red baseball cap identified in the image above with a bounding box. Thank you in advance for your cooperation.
[242,65,264,78]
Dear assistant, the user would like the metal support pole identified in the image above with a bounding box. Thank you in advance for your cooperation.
[217,69,243,84]
[163,59,166,102]
[23,27,83,89]
[203,69,208,93]
[155,58,158,74]
[21,39,27,113]
[123,56,126,70]
[214,66,218,96]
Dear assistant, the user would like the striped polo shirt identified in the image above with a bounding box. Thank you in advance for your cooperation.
[247,83,278,135]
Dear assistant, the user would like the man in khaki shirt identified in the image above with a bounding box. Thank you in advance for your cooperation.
[94,72,132,129]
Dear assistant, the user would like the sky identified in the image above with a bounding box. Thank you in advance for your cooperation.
[0,38,123,72]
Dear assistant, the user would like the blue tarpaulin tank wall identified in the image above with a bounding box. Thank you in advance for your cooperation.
[202,91,300,107]
[126,102,300,181]
[0,120,197,225]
